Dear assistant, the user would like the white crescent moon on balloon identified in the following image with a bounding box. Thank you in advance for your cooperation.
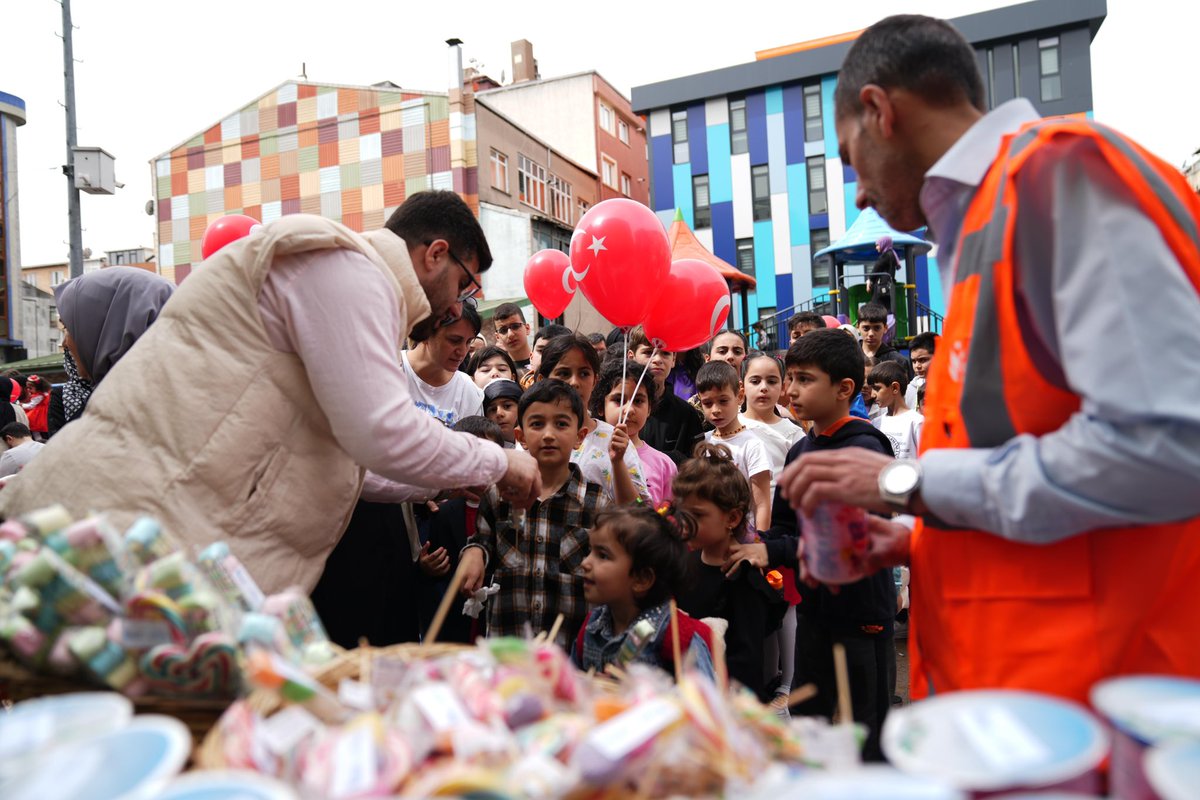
[562,264,588,295]
[709,295,732,337]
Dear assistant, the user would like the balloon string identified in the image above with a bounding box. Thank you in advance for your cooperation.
[621,346,657,427]
[619,330,628,422]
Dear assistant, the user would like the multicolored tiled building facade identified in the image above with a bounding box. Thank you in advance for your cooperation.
[632,0,1104,328]
[151,81,474,284]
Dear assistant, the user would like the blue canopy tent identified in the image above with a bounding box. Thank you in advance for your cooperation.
[814,208,932,330]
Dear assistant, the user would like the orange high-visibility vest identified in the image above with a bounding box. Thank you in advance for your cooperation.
[911,118,1200,703]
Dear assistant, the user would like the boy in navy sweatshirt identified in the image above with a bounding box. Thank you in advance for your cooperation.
[727,329,896,761]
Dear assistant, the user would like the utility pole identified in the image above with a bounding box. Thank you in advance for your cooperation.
[60,0,84,279]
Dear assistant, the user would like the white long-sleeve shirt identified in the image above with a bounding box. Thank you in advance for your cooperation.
[256,247,506,497]
[918,99,1200,543]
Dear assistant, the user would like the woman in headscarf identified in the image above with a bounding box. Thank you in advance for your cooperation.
[52,267,175,428]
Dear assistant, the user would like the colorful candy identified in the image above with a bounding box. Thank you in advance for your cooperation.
[198,541,265,611]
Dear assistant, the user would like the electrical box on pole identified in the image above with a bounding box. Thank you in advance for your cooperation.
[71,147,119,195]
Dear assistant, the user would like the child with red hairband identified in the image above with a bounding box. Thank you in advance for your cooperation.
[573,503,714,680]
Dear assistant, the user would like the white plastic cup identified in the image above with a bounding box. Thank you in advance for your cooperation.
[799,502,871,584]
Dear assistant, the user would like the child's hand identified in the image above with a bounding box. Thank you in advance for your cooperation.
[459,547,486,594]
[609,424,630,462]
[417,542,451,577]
[722,541,769,575]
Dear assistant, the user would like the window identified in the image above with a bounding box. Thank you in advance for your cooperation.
[807,156,827,215]
[490,149,509,193]
[751,164,771,221]
[671,109,689,163]
[601,154,618,189]
[549,174,573,225]
[1039,37,1062,101]
[578,199,590,219]
[24,276,37,288]
[618,120,629,145]
[50,270,65,286]
[811,228,831,286]
[736,238,755,275]
[729,98,748,155]
[692,175,711,229]
[986,48,996,110]
[518,154,546,212]
[803,84,823,142]
[599,102,615,134]
[1012,44,1021,98]
[620,173,632,197]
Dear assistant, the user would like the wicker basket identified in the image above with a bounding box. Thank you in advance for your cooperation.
[0,650,233,747]
[196,641,472,769]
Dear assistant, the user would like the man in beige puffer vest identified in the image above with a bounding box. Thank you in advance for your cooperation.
[0,191,540,593]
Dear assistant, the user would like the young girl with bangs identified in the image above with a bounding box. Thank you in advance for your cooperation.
[674,444,785,702]
[573,504,715,680]
[536,334,649,504]
[591,358,676,505]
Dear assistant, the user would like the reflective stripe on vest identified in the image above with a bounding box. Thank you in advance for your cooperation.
[910,117,1200,704]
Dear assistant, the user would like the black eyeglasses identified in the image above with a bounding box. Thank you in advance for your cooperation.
[424,240,481,303]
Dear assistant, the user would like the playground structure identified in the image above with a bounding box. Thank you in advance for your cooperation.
[743,209,944,351]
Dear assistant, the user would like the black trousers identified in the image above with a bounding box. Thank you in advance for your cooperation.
[311,500,420,649]
[791,613,896,762]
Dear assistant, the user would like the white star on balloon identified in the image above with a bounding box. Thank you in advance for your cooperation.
[587,235,607,255]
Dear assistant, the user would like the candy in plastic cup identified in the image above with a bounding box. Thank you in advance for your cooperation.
[799,502,871,584]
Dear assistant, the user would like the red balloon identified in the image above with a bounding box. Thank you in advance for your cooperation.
[642,259,731,352]
[523,249,574,319]
[201,214,262,260]
[570,199,670,328]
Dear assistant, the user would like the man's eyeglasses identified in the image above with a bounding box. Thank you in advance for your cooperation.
[495,323,525,336]
[424,240,481,303]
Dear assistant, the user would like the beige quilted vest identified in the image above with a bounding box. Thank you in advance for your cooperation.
[0,215,432,593]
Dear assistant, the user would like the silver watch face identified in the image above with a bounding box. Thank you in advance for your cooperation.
[883,462,920,496]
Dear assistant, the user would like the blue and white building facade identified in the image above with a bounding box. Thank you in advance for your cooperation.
[631,0,1105,328]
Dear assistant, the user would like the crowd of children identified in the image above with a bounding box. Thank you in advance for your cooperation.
[361,299,934,760]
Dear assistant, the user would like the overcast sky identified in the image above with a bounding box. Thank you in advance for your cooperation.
[4,0,1197,267]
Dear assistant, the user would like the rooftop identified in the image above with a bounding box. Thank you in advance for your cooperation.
[631,0,1106,112]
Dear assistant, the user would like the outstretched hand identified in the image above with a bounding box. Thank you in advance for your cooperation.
[777,449,895,515]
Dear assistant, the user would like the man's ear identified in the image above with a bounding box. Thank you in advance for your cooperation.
[859,83,896,138]
[420,238,450,276]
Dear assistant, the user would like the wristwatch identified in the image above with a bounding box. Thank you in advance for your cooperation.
[878,458,923,513]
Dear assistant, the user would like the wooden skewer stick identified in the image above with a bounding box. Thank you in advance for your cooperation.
[833,642,853,725]
[358,636,370,685]
[669,599,683,682]
[788,682,817,706]
[545,613,565,646]
[425,558,469,646]
[711,627,728,691]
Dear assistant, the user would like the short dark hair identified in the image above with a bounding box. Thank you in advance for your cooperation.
[589,357,659,421]
[858,302,889,325]
[909,331,938,354]
[1,422,31,440]
[594,504,696,610]
[586,332,606,346]
[868,360,909,396]
[384,190,493,271]
[605,327,627,351]
[536,333,600,380]
[466,345,518,381]
[627,325,651,353]
[532,324,572,351]
[410,299,482,344]
[785,328,866,395]
[709,329,747,352]
[492,303,525,324]
[695,360,740,395]
[787,312,826,333]
[834,15,985,117]
[453,415,504,447]
[518,380,584,428]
